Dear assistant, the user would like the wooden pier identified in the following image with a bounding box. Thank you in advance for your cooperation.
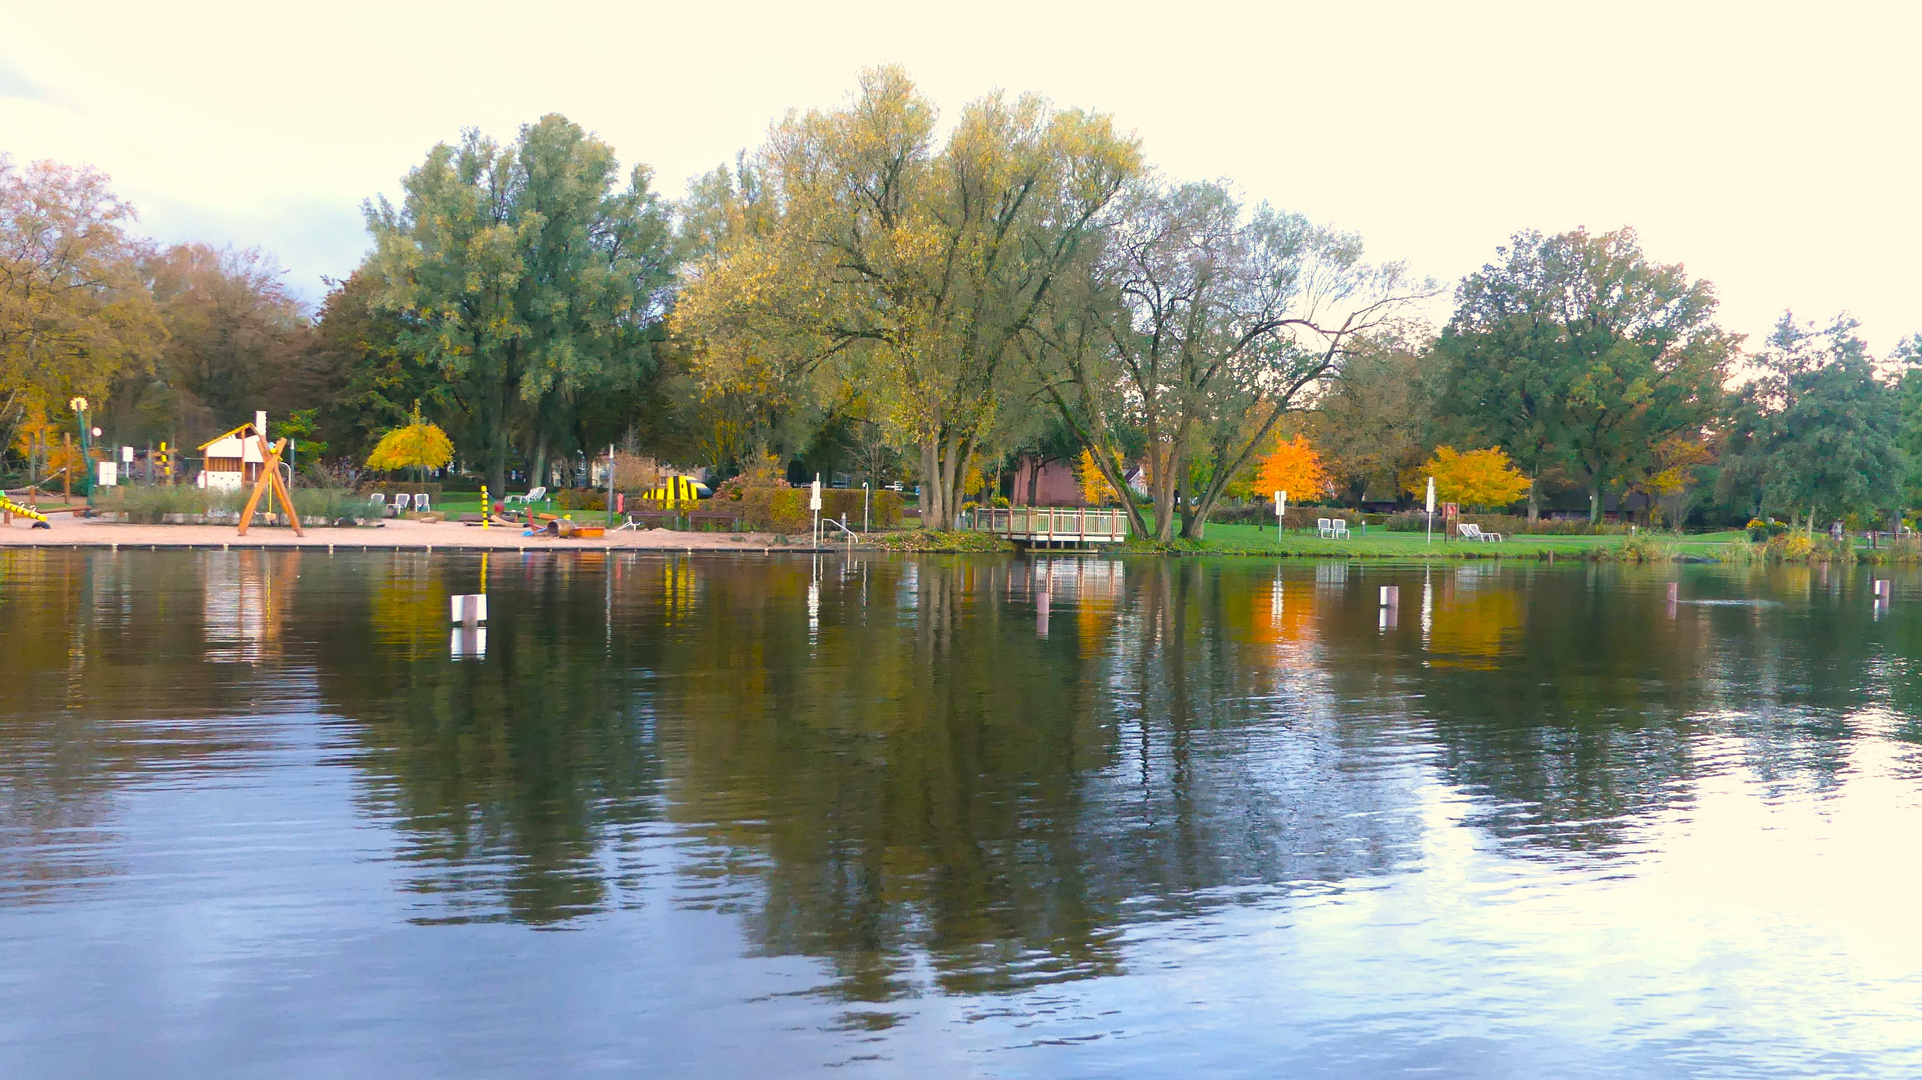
[963,507,1130,548]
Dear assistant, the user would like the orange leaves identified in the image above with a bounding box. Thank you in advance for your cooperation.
[1254,436,1331,501]
[1078,449,1119,505]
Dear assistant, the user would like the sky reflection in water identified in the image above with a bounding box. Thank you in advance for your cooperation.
[1,548,1920,1078]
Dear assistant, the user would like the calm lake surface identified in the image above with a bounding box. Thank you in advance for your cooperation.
[3,548,1921,1078]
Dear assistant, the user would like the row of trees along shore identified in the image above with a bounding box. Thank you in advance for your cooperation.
[5,67,1920,538]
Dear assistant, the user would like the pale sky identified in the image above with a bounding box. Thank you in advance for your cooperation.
[3,1,1917,352]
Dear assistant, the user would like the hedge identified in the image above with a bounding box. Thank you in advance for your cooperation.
[720,487,904,532]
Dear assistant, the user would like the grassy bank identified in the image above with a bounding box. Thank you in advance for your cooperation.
[1123,523,1915,563]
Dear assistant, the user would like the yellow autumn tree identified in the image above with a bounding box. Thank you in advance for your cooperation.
[1416,446,1531,510]
[1078,449,1118,505]
[366,403,454,480]
[1253,437,1330,502]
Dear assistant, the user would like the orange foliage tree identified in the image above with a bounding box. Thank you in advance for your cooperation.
[1078,449,1119,505]
[1415,446,1531,510]
[1253,436,1331,502]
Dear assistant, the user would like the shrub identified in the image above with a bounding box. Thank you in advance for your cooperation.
[292,487,369,524]
[717,483,903,532]
[1608,533,1675,562]
[556,488,608,512]
[93,486,211,519]
[878,529,1012,552]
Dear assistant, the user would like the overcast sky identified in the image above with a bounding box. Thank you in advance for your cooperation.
[3,1,1916,351]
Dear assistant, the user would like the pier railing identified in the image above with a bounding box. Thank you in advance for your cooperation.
[961,507,1130,546]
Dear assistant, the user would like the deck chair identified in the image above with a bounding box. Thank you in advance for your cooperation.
[413,494,430,514]
[394,493,413,512]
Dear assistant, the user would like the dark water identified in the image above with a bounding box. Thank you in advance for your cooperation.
[3,549,1921,1078]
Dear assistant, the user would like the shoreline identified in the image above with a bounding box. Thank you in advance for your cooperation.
[0,517,832,552]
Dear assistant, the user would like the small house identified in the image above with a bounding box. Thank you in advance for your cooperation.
[196,421,268,492]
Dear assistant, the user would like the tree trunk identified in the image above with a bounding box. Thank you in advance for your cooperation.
[1588,481,1602,524]
[1527,476,1540,522]
[1025,457,1038,507]
[488,441,508,505]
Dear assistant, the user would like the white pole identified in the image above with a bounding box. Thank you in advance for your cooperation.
[811,474,823,548]
[863,482,870,532]
[1425,476,1435,546]
[1274,489,1286,541]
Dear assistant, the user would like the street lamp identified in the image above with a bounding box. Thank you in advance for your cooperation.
[67,397,92,498]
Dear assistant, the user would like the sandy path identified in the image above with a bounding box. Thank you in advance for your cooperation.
[0,514,836,552]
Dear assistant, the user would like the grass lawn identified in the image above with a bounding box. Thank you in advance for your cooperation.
[1168,522,1751,559]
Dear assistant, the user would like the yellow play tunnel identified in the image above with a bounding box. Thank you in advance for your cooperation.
[637,476,709,509]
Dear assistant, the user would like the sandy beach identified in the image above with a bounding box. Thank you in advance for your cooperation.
[0,514,831,552]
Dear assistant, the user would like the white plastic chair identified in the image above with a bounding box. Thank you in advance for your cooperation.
[394,493,412,512]
[414,494,430,514]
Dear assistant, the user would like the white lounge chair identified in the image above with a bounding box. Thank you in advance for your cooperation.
[413,494,430,513]
[1459,523,1502,542]
[394,493,413,512]
[503,485,547,506]
[1317,517,1351,539]
[368,492,386,507]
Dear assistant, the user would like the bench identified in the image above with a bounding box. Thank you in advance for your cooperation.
[1458,522,1503,542]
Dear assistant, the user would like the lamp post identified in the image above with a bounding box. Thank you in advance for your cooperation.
[68,397,92,500]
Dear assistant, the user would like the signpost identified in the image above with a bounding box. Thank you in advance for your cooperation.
[1425,476,1436,546]
[811,475,823,548]
[1274,490,1287,542]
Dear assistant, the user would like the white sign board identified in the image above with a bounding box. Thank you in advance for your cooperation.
[96,461,118,487]
[1425,477,1436,514]
[810,478,822,511]
[450,594,488,624]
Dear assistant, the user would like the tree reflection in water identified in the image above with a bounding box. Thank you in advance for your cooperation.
[2,549,1919,1009]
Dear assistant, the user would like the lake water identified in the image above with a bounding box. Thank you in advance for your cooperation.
[3,548,1920,1078]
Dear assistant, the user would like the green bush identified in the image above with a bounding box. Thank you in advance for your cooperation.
[718,485,903,532]
[93,486,211,519]
[293,487,370,524]
[878,529,1012,552]
[1607,533,1675,562]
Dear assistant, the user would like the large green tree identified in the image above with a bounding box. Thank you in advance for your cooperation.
[1718,314,1905,529]
[364,114,675,494]
[676,67,1142,528]
[1436,228,1734,521]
